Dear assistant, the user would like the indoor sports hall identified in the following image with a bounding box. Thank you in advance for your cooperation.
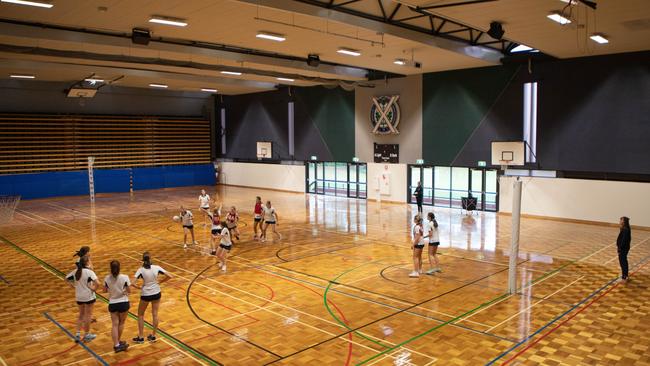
[0,0,649,365]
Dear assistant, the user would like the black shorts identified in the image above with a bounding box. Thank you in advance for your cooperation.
[200,206,210,211]
[265,221,276,225]
[429,242,440,246]
[108,301,130,313]
[254,217,262,222]
[183,225,194,230]
[414,244,425,249]
[211,227,222,235]
[77,299,96,305]
[140,292,161,302]
[219,244,232,251]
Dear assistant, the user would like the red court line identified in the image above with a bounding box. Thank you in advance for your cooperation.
[22,344,77,366]
[171,283,259,321]
[502,260,650,365]
[251,280,276,306]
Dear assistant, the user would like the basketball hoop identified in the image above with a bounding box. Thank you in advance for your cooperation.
[499,159,512,172]
[0,195,20,224]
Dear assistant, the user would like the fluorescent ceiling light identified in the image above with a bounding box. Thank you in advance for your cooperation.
[221,71,242,76]
[256,32,286,42]
[276,77,294,82]
[84,78,104,83]
[547,12,571,25]
[149,83,168,88]
[10,74,35,79]
[201,88,217,92]
[590,34,609,44]
[337,48,361,56]
[393,59,407,65]
[1,0,53,8]
[149,16,188,27]
[511,44,534,52]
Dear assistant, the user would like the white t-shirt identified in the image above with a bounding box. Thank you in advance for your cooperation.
[412,224,424,246]
[220,227,232,246]
[134,265,167,296]
[263,206,276,222]
[104,274,131,304]
[199,194,210,208]
[427,220,439,243]
[181,210,193,226]
[66,268,98,302]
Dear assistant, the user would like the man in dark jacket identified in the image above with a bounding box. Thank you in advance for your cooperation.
[617,216,631,282]
[413,181,423,213]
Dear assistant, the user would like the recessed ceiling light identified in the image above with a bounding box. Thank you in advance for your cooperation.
[337,48,361,57]
[1,0,53,8]
[547,12,571,25]
[589,34,609,44]
[84,78,104,83]
[256,32,286,42]
[148,16,188,27]
[511,44,534,52]
[201,88,218,92]
[10,74,35,79]
[221,71,242,76]
[393,59,407,65]
[149,83,168,88]
[277,77,294,82]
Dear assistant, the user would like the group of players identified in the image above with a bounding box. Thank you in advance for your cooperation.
[176,190,280,272]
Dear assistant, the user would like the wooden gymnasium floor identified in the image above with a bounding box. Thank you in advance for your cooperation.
[1,185,649,366]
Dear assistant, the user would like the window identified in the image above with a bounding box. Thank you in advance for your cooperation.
[523,82,538,163]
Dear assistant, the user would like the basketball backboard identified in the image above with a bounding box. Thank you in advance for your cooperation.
[256,141,272,159]
[491,141,525,167]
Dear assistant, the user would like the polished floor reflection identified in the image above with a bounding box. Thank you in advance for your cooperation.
[0,185,648,365]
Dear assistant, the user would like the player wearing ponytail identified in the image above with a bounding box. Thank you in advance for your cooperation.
[66,255,99,343]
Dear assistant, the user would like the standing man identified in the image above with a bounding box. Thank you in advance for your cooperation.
[617,216,631,283]
[413,181,423,213]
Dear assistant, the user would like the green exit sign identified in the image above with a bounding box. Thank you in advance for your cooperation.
[478,161,487,167]
[352,157,359,162]
[415,159,424,164]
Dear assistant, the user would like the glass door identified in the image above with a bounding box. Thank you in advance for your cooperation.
[358,164,367,198]
[434,166,451,207]
[485,169,498,211]
[450,167,469,208]
[470,169,484,210]
[409,166,422,204]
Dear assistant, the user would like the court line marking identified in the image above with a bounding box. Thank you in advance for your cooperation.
[43,312,109,366]
[16,209,82,233]
[0,356,7,366]
[14,211,72,235]
[120,253,436,364]
[0,235,219,366]
[487,252,650,366]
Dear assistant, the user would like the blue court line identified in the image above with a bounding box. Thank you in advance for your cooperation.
[43,312,109,366]
[485,252,650,366]
[0,274,9,284]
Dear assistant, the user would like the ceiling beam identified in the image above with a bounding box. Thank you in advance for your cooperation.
[236,0,503,63]
[0,20,369,80]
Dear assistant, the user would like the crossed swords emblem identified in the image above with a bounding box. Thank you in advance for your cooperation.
[371,95,400,135]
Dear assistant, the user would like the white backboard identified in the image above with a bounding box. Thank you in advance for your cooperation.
[491,141,525,166]
[256,141,272,159]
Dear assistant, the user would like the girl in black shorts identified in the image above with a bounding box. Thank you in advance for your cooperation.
[104,260,131,352]
[66,255,99,343]
[132,252,171,344]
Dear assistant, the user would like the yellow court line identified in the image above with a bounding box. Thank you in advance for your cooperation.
[0,356,7,366]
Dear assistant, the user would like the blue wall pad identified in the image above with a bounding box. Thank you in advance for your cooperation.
[94,169,131,193]
[0,171,89,199]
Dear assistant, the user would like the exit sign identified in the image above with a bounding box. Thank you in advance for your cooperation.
[478,161,487,167]
[415,159,424,164]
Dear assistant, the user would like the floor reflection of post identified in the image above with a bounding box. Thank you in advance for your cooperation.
[508,178,523,294]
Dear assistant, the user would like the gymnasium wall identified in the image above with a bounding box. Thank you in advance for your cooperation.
[499,176,650,228]
[218,162,305,193]
[366,163,408,202]
[422,51,650,175]
[221,86,355,161]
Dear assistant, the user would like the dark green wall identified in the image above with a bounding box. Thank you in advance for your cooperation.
[294,86,355,161]
[422,65,519,165]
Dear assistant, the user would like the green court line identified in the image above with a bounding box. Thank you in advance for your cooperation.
[323,261,392,349]
[0,235,222,366]
[355,245,609,365]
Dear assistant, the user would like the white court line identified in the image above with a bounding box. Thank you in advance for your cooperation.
[604,237,650,265]
[14,212,71,235]
[0,299,74,319]
[0,356,8,366]
[120,252,436,363]
[485,275,584,333]
[16,209,82,233]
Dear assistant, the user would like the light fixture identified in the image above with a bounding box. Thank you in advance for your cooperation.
[511,44,533,53]
[201,88,218,92]
[256,32,286,42]
[10,74,35,79]
[149,83,168,88]
[590,33,609,44]
[337,48,361,56]
[1,0,53,8]
[277,77,294,82]
[393,59,407,66]
[84,78,104,83]
[221,71,242,76]
[148,16,188,27]
[547,11,571,25]
[487,21,505,40]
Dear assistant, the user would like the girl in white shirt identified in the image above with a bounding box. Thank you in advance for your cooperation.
[260,201,280,243]
[65,255,99,343]
[132,252,171,344]
[180,206,198,249]
[409,215,425,278]
[198,189,211,227]
[425,212,442,274]
[208,204,223,256]
[215,220,232,272]
[103,260,131,353]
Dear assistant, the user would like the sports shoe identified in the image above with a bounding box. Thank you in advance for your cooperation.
[408,271,419,278]
[183,243,188,249]
[433,267,442,273]
[74,333,81,343]
[114,343,129,353]
[132,336,144,344]
[193,241,199,245]
[425,269,435,275]
[82,333,96,343]
[221,265,227,272]
[211,249,217,256]
[147,334,157,343]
